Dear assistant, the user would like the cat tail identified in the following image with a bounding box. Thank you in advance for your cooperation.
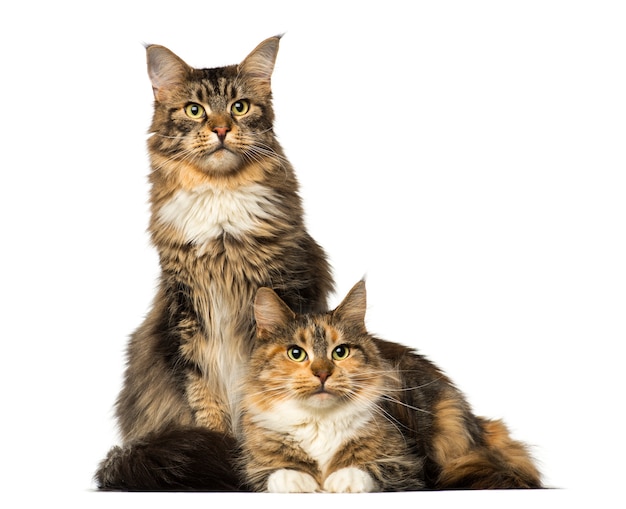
[429,394,542,489]
[94,426,246,491]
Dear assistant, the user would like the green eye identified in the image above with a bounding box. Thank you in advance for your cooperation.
[287,346,308,362]
[231,99,250,116]
[184,103,205,119]
[332,345,350,361]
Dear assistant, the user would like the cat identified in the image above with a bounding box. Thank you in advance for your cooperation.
[239,280,424,492]
[96,36,542,491]
[240,280,542,491]
[95,36,334,490]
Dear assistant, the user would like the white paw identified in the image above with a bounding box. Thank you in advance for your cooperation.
[266,469,320,493]
[323,467,377,493]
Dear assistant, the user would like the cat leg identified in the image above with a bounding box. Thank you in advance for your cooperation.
[266,469,320,493]
[185,371,232,434]
[323,467,377,493]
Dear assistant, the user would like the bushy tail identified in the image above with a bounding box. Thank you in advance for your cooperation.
[430,395,542,490]
[95,426,245,491]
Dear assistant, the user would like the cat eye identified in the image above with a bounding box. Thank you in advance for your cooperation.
[287,346,308,362]
[231,99,250,116]
[332,345,350,361]
[184,103,206,119]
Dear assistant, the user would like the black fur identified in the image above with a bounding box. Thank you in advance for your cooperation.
[95,427,245,491]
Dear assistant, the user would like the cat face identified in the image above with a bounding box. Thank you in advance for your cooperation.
[248,282,392,414]
[252,322,385,413]
[146,37,280,176]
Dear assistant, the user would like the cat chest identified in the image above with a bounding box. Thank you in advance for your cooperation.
[255,402,373,474]
[157,183,279,248]
[292,420,356,472]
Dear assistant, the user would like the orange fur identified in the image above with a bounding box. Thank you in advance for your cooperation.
[185,371,231,434]
[433,398,541,489]
[96,36,542,492]
[432,393,475,466]
[149,152,269,197]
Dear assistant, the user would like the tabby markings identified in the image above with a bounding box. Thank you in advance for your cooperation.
[157,183,277,246]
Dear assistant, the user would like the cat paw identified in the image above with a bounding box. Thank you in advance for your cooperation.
[266,469,320,493]
[323,467,377,493]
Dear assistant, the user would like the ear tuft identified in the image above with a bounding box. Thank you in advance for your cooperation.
[238,36,281,86]
[146,45,191,101]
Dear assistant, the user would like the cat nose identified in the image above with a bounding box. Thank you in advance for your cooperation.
[213,126,230,142]
[311,359,333,385]
[315,370,330,384]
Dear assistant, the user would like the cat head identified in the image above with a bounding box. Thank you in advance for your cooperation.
[146,36,281,177]
[249,281,393,414]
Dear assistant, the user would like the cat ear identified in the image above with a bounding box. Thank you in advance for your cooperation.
[332,280,368,331]
[238,35,281,88]
[146,44,192,102]
[254,287,295,336]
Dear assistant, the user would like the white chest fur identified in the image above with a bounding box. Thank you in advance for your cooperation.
[157,183,278,247]
[251,400,374,475]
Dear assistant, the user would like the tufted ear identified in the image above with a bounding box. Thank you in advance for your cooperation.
[254,287,295,337]
[332,280,367,331]
[146,44,192,102]
[238,35,281,88]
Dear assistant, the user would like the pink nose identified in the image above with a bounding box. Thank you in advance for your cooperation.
[315,371,330,384]
[213,127,230,142]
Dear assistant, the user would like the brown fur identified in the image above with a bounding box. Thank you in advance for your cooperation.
[239,282,424,492]
[96,37,541,491]
[238,281,541,491]
[95,37,333,490]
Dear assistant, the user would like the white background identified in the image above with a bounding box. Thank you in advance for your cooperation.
[1,1,624,507]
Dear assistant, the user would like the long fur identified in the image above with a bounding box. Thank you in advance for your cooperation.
[239,283,424,492]
[95,38,541,491]
[95,37,333,490]
[97,427,243,491]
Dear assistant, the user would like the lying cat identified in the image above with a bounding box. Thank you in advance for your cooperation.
[239,281,541,491]
[240,281,424,492]
[96,36,541,491]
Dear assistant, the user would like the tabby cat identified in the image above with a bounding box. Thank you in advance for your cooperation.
[95,36,541,491]
[240,281,424,492]
[240,281,541,491]
[95,36,333,490]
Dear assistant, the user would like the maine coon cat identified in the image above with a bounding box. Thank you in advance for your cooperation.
[96,36,541,491]
[240,281,542,491]
[95,36,334,490]
[240,281,424,492]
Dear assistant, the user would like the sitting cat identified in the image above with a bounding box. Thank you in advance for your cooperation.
[95,36,333,491]
[240,281,424,492]
[239,281,542,491]
[96,36,541,491]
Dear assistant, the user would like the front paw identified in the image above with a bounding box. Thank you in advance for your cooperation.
[266,469,320,493]
[323,467,377,493]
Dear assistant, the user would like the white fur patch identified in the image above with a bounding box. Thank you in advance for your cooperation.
[157,183,278,247]
[250,399,374,475]
[266,469,320,493]
[323,467,377,493]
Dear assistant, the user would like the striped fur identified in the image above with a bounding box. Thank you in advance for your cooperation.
[95,38,541,491]
[95,37,333,490]
[240,282,424,492]
[239,281,541,491]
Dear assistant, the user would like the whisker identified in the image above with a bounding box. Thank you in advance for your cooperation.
[380,394,433,415]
